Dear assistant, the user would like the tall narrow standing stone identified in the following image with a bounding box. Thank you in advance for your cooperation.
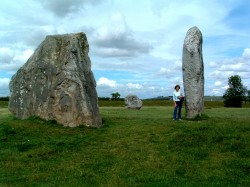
[182,26,204,118]
[9,32,102,127]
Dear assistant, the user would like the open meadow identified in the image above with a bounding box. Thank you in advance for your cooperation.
[0,101,249,186]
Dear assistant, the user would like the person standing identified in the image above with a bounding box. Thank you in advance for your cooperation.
[173,85,184,120]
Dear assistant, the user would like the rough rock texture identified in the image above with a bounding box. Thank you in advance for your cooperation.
[9,32,102,127]
[124,95,142,109]
[182,26,204,118]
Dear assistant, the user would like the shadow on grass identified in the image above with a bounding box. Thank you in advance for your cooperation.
[184,113,209,121]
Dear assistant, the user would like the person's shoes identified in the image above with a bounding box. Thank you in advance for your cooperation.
[178,118,182,121]
[173,118,176,121]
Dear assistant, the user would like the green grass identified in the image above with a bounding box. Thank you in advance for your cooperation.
[0,102,250,186]
[0,101,8,108]
[97,100,250,108]
[1,100,249,108]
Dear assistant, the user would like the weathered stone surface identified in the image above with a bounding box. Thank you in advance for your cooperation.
[124,95,142,109]
[182,26,204,118]
[9,32,102,127]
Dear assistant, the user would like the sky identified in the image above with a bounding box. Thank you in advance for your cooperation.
[0,0,250,99]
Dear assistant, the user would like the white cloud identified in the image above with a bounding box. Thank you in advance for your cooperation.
[41,0,104,17]
[214,81,222,86]
[25,27,58,47]
[173,60,182,71]
[222,85,229,90]
[0,47,14,64]
[14,49,34,62]
[208,49,250,95]
[220,63,245,72]
[159,68,170,74]
[208,61,218,68]
[0,48,34,72]
[0,78,10,87]
[0,78,10,96]
[243,48,250,58]
[126,83,143,89]
[211,88,221,96]
[209,70,234,80]
[155,60,182,80]
[96,77,171,99]
[97,77,117,88]
[91,13,152,58]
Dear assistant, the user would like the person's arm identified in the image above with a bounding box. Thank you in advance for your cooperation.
[173,92,177,106]
[179,91,184,100]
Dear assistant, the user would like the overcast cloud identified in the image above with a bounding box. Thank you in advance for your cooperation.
[0,0,250,98]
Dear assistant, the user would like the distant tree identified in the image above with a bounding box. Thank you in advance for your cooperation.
[98,97,110,101]
[223,75,247,107]
[111,92,121,100]
[247,90,250,102]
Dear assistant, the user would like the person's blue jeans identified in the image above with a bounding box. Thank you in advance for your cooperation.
[173,101,182,120]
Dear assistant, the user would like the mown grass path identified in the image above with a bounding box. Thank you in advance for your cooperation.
[0,106,249,186]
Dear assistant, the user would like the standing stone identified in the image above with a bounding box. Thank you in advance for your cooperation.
[182,26,204,118]
[9,32,102,127]
[124,95,142,109]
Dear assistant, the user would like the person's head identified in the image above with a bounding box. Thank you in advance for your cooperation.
[174,85,180,91]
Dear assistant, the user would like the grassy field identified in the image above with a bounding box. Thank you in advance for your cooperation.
[98,100,250,108]
[0,101,250,186]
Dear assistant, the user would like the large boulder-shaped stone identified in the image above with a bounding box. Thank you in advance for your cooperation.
[9,32,102,127]
[182,26,204,118]
[124,95,142,109]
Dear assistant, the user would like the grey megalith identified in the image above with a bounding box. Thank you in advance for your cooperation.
[182,26,204,118]
[9,32,102,127]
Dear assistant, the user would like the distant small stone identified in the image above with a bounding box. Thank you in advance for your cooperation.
[124,95,142,109]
